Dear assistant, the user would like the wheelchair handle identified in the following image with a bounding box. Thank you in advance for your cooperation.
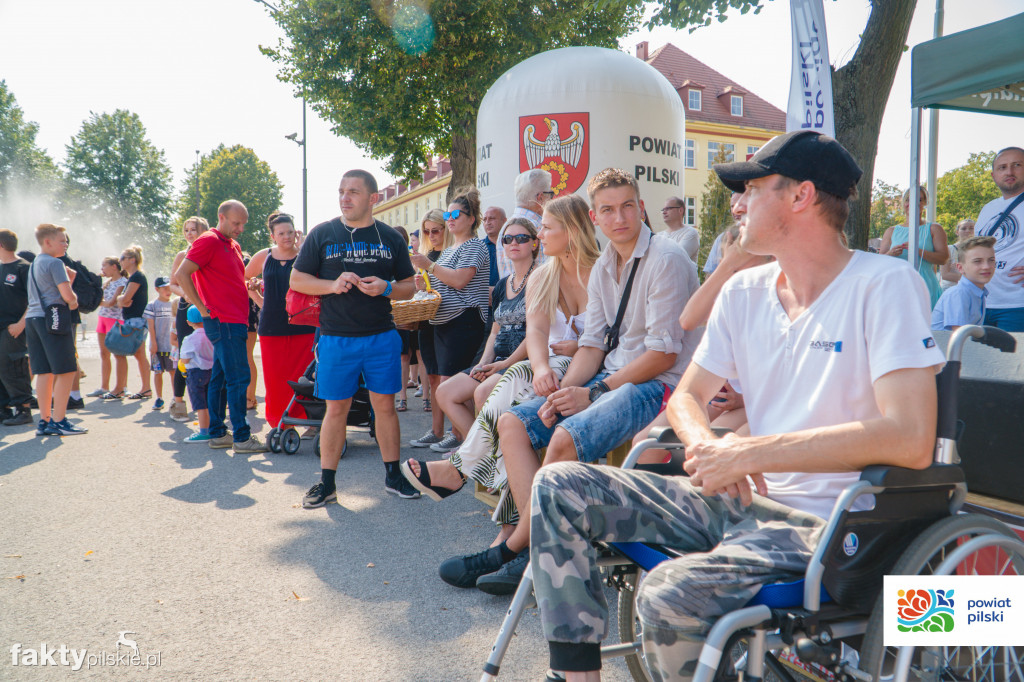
[946,324,1016,362]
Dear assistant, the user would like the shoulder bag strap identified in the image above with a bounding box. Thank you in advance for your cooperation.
[993,193,1024,232]
[611,256,642,335]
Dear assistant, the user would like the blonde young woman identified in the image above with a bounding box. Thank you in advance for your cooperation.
[110,245,151,400]
[407,209,453,428]
[87,256,128,398]
[167,216,209,420]
[402,194,600,544]
[433,217,539,446]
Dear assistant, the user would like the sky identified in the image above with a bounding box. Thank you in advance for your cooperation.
[2,0,1022,235]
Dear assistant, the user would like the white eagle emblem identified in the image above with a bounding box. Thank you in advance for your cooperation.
[523,117,585,169]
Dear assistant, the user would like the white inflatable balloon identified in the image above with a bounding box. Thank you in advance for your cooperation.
[476,46,685,227]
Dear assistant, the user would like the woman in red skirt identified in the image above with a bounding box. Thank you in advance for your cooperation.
[245,212,316,430]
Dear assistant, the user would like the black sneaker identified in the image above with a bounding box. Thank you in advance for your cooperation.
[438,545,509,588]
[3,409,32,427]
[35,419,50,436]
[476,549,530,595]
[384,473,422,499]
[67,396,85,410]
[302,482,337,509]
[0,408,13,422]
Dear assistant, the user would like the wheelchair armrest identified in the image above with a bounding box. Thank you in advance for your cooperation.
[647,426,733,444]
[858,464,964,489]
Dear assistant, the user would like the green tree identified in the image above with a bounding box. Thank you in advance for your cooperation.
[869,179,904,240]
[696,145,733,275]
[63,109,174,252]
[641,0,918,250]
[261,0,644,192]
[193,144,284,256]
[935,151,999,237]
[0,80,59,202]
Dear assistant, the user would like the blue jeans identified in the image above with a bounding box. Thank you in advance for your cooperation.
[203,318,251,442]
[508,372,669,462]
[984,307,1024,332]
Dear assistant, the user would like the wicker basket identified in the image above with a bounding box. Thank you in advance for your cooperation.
[391,291,441,325]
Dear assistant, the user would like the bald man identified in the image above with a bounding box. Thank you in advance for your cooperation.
[175,199,267,453]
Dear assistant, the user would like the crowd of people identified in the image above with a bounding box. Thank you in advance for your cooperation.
[3,135,1022,681]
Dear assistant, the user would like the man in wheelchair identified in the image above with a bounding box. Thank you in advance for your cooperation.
[528,131,947,681]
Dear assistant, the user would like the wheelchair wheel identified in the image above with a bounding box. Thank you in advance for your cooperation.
[313,435,320,458]
[267,427,282,453]
[281,427,301,455]
[616,567,655,682]
[860,513,1024,682]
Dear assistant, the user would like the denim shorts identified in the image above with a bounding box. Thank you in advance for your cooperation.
[186,368,212,411]
[315,330,402,400]
[507,372,669,463]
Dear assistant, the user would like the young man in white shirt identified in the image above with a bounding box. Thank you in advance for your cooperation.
[437,168,699,594]
[529,131,945,681]
[976,146,1024,331]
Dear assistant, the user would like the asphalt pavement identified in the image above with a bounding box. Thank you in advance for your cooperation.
[0,332,634,681]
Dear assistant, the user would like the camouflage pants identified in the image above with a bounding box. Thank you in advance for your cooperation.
[531,462,825,679]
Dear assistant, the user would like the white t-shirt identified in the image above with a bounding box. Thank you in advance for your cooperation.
[975,192,1024,309]
[692,251,945,518]
[659,226,700,262]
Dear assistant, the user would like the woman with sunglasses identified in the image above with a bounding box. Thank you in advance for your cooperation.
[409,209,450,431]
[408,187,491,451]
[167,216,209,420]
[244,212,316,431]
[110,245,151,400]
[433,217,538,449]
[403,195,600,562]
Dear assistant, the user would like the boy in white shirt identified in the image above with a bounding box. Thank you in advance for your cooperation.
[179,305,215,442]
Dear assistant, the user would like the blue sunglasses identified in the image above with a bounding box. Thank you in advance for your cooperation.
[443,209,463,220]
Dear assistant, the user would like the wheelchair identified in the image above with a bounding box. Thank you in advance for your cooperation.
[480,325,1024,682]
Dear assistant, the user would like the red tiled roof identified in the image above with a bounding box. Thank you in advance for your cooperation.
[646,43,785,132]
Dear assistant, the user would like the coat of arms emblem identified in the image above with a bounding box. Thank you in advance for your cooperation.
[519,112,589,197]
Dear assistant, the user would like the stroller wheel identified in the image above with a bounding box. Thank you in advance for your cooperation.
[267,427,283,453]
[282,428,301,455]
[313,435,321,458]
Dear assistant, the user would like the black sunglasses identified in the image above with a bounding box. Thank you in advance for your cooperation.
[502,234,535,245]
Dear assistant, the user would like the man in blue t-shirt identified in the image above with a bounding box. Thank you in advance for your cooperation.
[292,169,417,508]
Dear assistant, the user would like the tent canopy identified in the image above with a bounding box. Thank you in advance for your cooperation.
[911,12,1024,117]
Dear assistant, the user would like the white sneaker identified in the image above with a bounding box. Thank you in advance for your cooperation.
[86,388,107,397]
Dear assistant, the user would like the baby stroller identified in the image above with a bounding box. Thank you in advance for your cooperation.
[266,357,376,457]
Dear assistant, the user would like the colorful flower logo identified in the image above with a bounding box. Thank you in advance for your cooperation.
[897,588,955,632]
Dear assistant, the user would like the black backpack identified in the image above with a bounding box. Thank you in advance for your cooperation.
[61,256,104,314]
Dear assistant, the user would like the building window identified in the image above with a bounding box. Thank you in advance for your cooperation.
[414,203,420,222]
[438,192,444,210]
[684,139,696,169]
[747,145,760,158]
[684,197,696,226]
[688,89,701,111]
[708,142,735,167]
[731,95,743,116]
[425,196,430,211]
[404,206,409,225]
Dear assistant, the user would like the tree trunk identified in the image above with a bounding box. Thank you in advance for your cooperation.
[833,0,917,249]
[448,118,477,202]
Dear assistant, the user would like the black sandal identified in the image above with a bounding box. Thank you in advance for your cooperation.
[400,459,465,502]
[126,389,152,400]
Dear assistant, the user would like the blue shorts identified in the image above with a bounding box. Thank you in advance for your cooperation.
[984,307,1024,332]
[315,331,402,400]
[507,372,669,462]
[186,368,212,411]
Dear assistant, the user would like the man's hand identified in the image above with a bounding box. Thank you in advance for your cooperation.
[1009,263,1024,286]
[540,386,591,427]
[331,272,362,294]
[356,276,389,297]
[709,381,744,411]
[684,434,766,506]
[7,319,25,338]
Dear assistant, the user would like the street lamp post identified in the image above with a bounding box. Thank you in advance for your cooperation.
[255,0,308,234]
[195,149,201,215]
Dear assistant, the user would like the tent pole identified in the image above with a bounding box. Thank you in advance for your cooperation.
[926,0,944,225]
[909,108,922,270]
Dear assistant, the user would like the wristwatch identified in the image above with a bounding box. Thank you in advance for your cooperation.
[588,380,610,403]
[427,262,436,275]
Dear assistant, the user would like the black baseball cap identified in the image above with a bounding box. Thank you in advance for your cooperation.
[154,276,171,288]
[714,131,862,199]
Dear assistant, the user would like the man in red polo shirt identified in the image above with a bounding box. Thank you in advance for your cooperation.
[175,199,267,453]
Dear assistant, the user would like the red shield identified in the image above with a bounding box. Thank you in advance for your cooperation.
[519,112,589,197]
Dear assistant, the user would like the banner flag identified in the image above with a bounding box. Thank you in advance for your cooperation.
[787,0,836,138]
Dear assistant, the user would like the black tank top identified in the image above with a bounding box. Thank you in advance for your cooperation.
[258,252,317,337]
